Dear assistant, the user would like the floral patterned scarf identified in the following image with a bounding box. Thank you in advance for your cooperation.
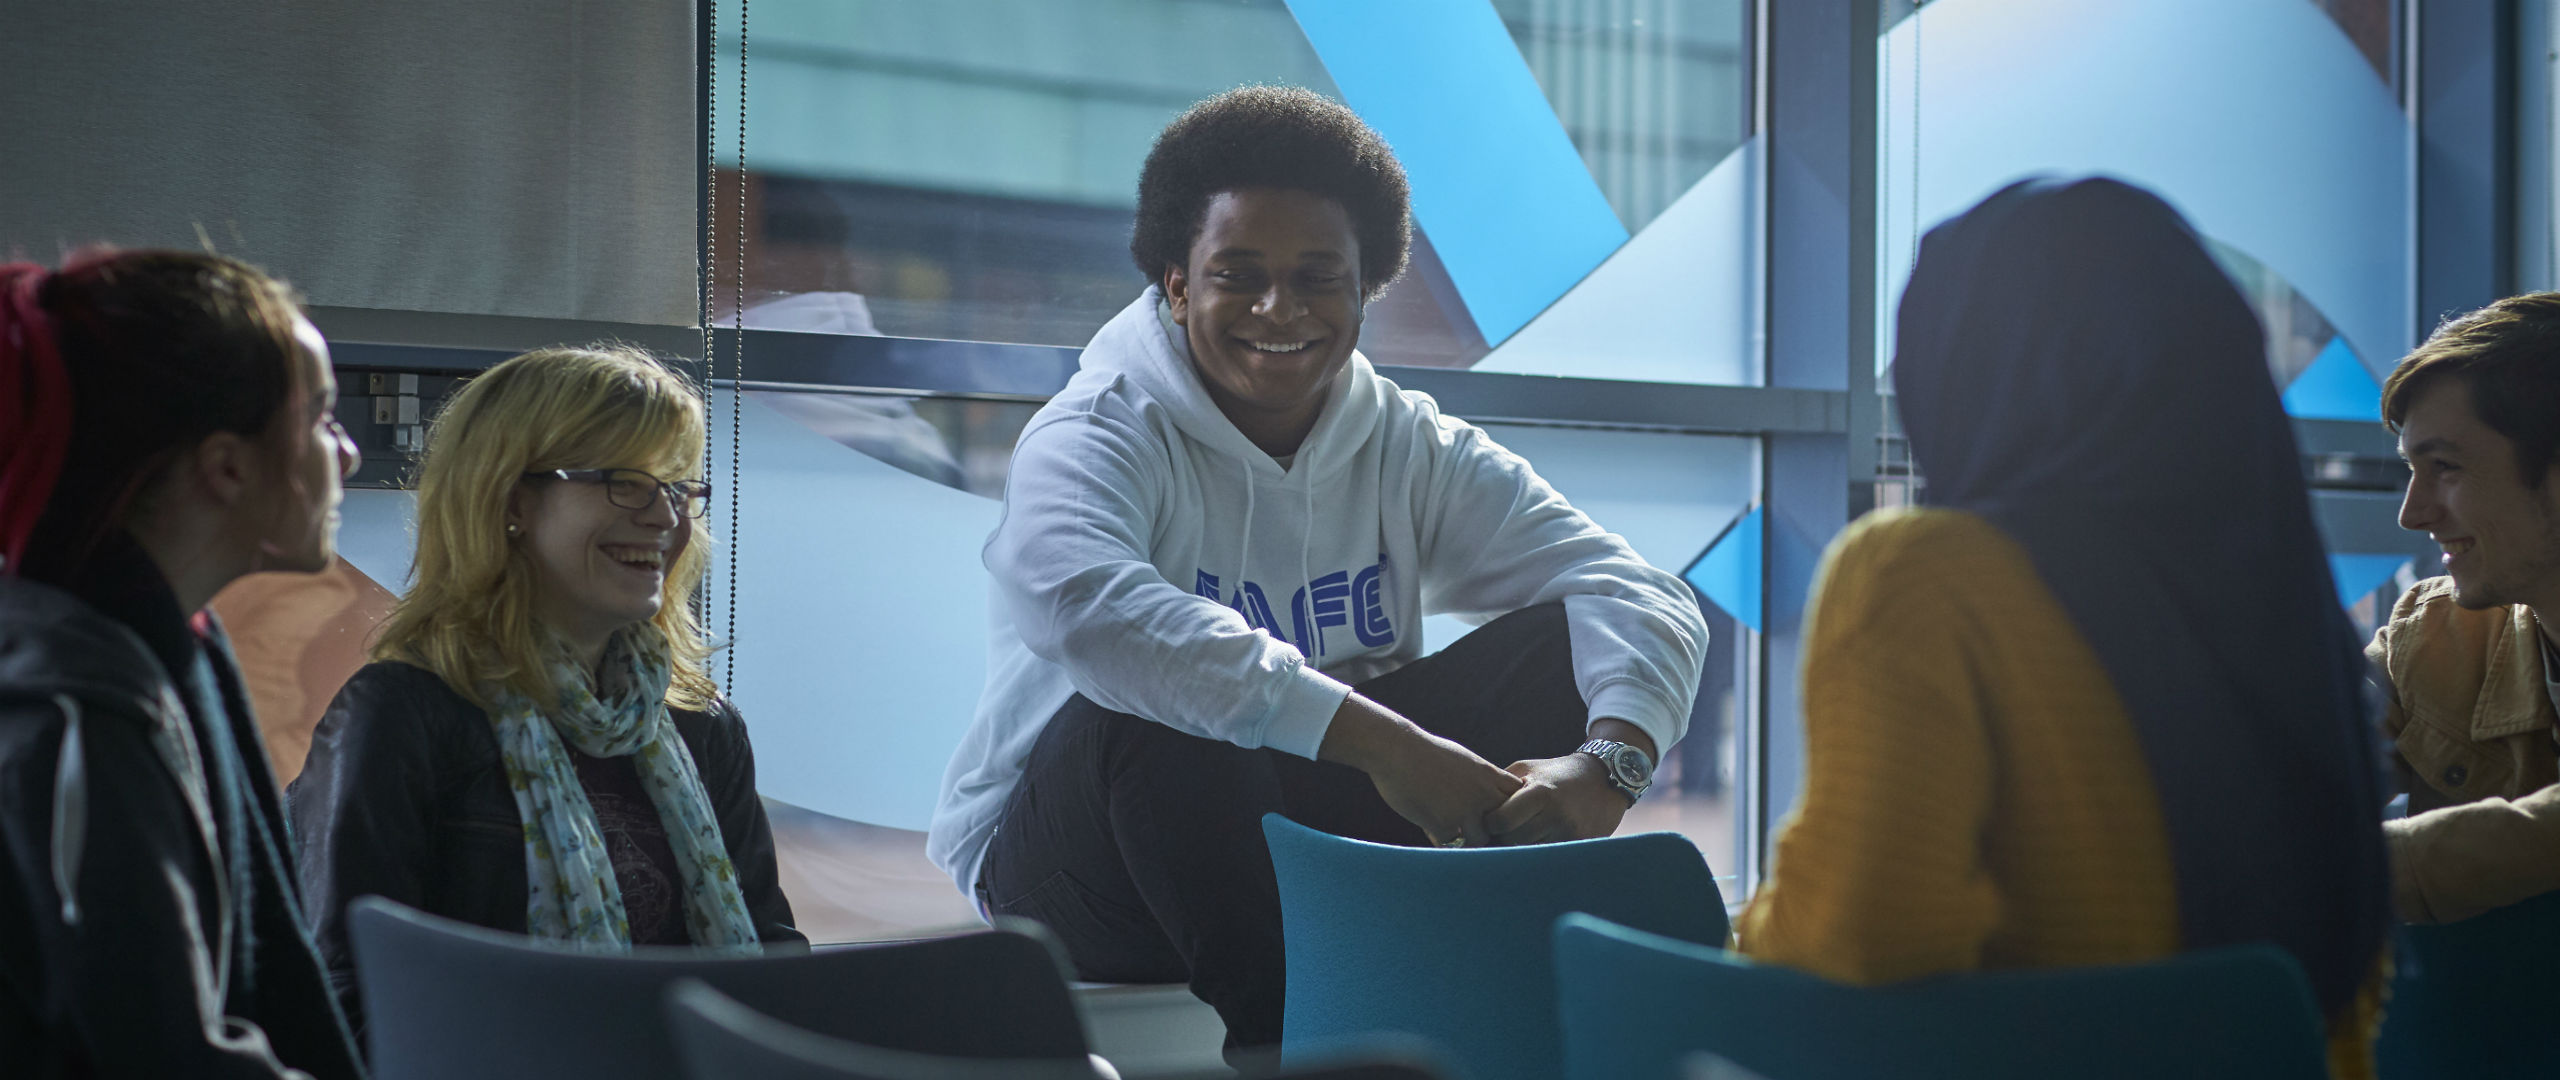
[487,628,758,950]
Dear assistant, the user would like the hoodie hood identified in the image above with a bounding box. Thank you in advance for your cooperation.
[1082,285,1383,483]
[0,574,185,726]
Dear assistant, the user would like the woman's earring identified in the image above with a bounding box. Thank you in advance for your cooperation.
[505,523,521,538]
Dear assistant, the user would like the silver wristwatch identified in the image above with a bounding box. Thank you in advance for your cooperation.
[1576,739,1654,806]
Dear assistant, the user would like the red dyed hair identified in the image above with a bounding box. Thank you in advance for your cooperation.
[2,250,308,584]
[0,263,71,569]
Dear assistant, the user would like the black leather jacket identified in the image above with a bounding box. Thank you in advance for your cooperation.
[0,557,364,1080]
[287,661,803,1037]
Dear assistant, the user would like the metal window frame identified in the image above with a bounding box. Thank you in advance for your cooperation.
[320,315,1850,437]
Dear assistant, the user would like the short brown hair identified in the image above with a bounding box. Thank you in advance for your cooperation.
[2381,292,2560,487]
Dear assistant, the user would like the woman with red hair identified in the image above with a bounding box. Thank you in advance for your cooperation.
[0,251,364,1078]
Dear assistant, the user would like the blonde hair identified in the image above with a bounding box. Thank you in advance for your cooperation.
[373,345,716,711]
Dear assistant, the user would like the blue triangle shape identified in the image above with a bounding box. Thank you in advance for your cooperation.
[2283,336,2383,422]
[1685,506,1764,633]
[2328,553,2412,608]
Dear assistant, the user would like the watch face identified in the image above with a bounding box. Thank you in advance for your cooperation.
[1611,751,1651,789]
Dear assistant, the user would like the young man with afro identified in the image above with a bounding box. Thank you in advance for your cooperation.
[928,86,1708,1049]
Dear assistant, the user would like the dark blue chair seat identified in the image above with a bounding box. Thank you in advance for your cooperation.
[347,896,1089,1080]
[667,980,1454,1080]
[1554,912,2331,1080]
[2376,888,2560,1079]
[1262,813,1728,1080]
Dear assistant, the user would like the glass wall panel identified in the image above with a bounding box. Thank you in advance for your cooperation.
[1874,0,2420,598]
[1876,0,2411,386]
[710,392,1762,938]
[716,0,1760,384]
[2518,0,2558,294]
[1457,423,1760,903]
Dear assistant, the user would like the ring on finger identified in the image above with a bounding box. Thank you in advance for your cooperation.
[1437,836,1468,849]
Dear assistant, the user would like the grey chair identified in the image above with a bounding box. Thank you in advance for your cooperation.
[666,980,1453,1080]
[347,896,1090,1080]
[665,979,1101,1080]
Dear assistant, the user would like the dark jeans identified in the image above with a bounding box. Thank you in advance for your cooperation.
[978,602,1587,1051]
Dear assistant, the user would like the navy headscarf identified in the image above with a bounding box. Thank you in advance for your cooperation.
[1892,177,2388,1014]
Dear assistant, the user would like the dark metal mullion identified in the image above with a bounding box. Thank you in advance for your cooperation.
[1755,0,1879,891]
[2415,0,2516,334]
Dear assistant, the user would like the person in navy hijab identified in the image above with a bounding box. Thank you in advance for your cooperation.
[1739,177,2390,1071]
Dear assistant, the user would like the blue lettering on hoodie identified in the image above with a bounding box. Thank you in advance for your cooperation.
[1351,563,1393,647]
[1197,556,1395,658]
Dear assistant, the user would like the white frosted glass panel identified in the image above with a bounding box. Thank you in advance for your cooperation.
[1,2,697,325]
[336,489,419,595]
[1424,425,1756,650]
[1878,0,2410,368]
[717,398,1001,830]
[718,402,1753,826]
[1474,138,1763,387]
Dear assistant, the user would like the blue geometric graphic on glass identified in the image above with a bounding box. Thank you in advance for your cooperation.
[1684,505,1764,634]
[1878,0,2410,374]
[2328,552,2412,609]
[1285,0,1628,345]
[2283,336,2383,422]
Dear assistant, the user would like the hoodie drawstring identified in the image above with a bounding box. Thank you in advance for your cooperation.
[50,693,85,926]
[1300,479,1315,659]
[1236,465,1255,614]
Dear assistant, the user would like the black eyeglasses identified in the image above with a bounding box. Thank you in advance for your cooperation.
[522,468,714,519]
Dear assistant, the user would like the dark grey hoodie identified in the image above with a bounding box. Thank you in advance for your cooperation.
[0,545,363,1080]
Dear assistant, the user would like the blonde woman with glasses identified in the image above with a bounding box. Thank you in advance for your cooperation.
[288,346,800,1037]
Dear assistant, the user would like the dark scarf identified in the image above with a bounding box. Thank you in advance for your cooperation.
[1892,177,2389,1014]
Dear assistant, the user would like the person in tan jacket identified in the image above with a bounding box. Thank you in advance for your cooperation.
[2375,292,2560,924]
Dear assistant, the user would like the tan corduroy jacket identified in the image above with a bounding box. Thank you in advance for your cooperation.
[2370,576,2560,923]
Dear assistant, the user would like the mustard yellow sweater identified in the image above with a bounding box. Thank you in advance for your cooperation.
[1733,509,2378,1079]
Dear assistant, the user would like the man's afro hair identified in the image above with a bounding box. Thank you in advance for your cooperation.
[1130,85,1411,301]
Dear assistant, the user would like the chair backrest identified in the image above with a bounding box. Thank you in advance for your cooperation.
[1229,1034,1458,1080]
[665,980,1100,1080]
[1682,1053,1774,1080]
[1262,814,1728,1080]
[2375,888,2560,1079]
[1241,1065,1447,1080]
[347,896,1088,1080]
[1553,913,2331,1080]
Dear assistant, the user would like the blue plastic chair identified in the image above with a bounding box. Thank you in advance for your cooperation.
[1553,913,2331,1080]
[1262,813,1728,1080]
[2376,889,2560,1079]
[348,896,1090,1080]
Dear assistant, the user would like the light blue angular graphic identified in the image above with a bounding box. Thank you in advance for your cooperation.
[2329,553,2412,609]
[1878,0,2410,375]
[2283,336,2384,422]
[1286,0,1629,346]
[1685,506,1765,633]
[1475,138,1762,386]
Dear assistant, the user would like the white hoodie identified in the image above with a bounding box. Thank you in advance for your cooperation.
[926,287,1708,894]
